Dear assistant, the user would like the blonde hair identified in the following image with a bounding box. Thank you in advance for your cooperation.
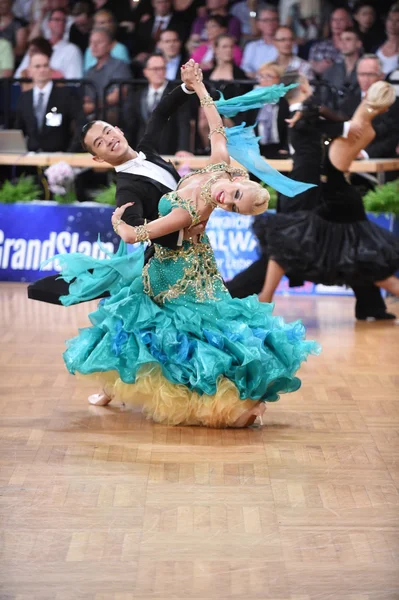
[257,61,283,80]
[244,181,270,215]
[366,81,396,111]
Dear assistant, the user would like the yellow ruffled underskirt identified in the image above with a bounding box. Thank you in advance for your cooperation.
[77,365,259,427]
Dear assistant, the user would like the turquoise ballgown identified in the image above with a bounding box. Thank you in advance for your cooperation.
[54,163,320,427]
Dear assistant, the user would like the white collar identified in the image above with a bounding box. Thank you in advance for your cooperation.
[33,81,53,97]
[289,102,302,112]
[115,151,147,172]
[149,82,167,96]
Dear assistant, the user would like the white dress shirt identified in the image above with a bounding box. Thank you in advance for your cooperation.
[147,83,168,112]
[152,14,172,34]
[115,151,178,191]
[166,55,181,81]
[33,81,53,113]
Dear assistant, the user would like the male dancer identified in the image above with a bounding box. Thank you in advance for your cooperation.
[227,72,395,321]
[28,60,204,305]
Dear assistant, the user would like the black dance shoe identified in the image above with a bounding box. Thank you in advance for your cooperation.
[356,311,397,321]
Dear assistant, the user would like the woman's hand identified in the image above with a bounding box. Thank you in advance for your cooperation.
[181,59,203,90]
[111,202,135,227]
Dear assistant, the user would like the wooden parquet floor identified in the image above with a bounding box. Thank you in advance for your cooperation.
[0,283,398,600]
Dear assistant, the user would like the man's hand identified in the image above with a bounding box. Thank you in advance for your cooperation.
[183,221,206,243]
[181,59,203,90]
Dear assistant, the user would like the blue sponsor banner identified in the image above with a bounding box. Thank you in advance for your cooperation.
[0,202,397,295]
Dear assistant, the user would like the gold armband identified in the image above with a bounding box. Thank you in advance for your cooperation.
[208,126,227,140]
[200,95,215,107]
[112,218,123,234]
[134,220,151,243]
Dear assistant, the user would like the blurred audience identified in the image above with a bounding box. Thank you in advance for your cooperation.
[309,7,353,77]
[323,27,362,94]
[29,0,74,42]
[191,15,242,69]
[15,52,83,152]
[16,10,83,79]
[190,0,241,42]
[69,1,92,53]
[241,5,280,77]
[353,1,385,52]
[0,36,14,77]
[0,0,28,60]
[273,25,313,78]
[158,27,188,80]
[15,37,64,90]
[83,9,129,72]
[376,3,399,74]
[83,27,131,121]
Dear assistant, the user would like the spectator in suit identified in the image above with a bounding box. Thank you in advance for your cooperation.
[127,53,192,154]
[158,28,188,81]
[0,0,28,60]
[308,7,352,77]
[273,25,313,78]
[83,9,130,72]
[191,15,242,70]
[133,0,186,63]
[19,9,83,79]
[323,27,363,95]
[340,54,399,159]
[15,38,65,91]
[353,1,385,53]
[241,5,280,77]
[84,28,132,123]
[14,52,82,152]
[0,37,14,77]
[69,1,93,54]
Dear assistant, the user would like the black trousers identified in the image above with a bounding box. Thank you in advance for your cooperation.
[225,253,387,316]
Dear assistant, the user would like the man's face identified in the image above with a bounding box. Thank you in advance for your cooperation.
[49,0,68,9]
[28,53,52,86]
[144,56,167,86]
[48,9,67,37]
[94,12,114,32]
[74,12,91,33]
[158,31,181,58]
[339,31,362,56]
[274,27,294,56]
[357,58,382,93]
[330,9,352,36]
[90,30,111,59]
[0,0,11,17]
[152,0,171,17]
[257,10,279,38]
[85,122,130,164]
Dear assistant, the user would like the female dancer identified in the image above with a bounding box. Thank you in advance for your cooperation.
[54,64,320,428]
[259,79,399,303]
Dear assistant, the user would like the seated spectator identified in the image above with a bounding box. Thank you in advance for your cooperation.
[157,28,188,81]
[250,62,289,159]
[229,0,258,42]
[14,37,64,91]
[17,9,83,79]
[190,0,241,42]
[69,1,93,54]
[308,7,352,78]
[133,0,187,63]
[0,37,14,78]
[353,1,385,52]
[83,10,130,72]
[29,0,74,42]
[241,5,280,77]
[198,34,248,148]
[323,27,362,94]
[340,54,399,159]
[92,0,133,23]
[273,25,313,78]
[191,15,242,69]
[12,0,34,23]
[83,28,132,122]
[376,3,399,75]
[0,0,28,60]
[14,52,83,152]
[126,53,192,154]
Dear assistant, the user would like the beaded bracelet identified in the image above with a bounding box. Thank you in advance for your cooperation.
[134,220,151,243]
[200,95,215,107]
[208,126,227,140]
[112,218,123,234]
